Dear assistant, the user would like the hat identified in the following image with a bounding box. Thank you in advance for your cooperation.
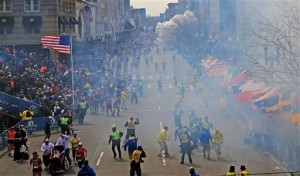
[78,142,82,146]
[73,133,77,136]
[137,145,143,150]
[20,125,24,128]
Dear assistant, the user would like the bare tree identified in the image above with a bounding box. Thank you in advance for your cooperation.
[244,0,300,93]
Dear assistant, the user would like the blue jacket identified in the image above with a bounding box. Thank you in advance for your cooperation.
[191,173,200,176]
[200,130,212,144]
[77,165,96,176]
[124,136,138,154]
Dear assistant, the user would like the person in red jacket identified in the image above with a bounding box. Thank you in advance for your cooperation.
[75,142,87,168]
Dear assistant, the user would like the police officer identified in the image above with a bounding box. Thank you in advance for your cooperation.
[124,117,140,140]
[20,125,28,151]
[108,126,123,159]
[59,115,69,135]
[173,105,183,127]
[130,145,146,176]
[78,98,88,124]
[180,131,193,165]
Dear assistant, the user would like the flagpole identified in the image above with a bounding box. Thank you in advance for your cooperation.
[70,36,75,119]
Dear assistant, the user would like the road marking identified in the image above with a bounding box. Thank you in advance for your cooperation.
[158,106,161,111]
[160,121,163,130]
[233,116,246,130]
[168,84,172,89]
[158,93,160,98]
[148,84,151,88]
[96,152,104,166]
[112,123,115,128]
[150,76,153,80]
[162,151,166,166]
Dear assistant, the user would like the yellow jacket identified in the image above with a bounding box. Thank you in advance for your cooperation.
[240,170,248,176]
[20,110,33,120]
[157,129,168,143]
[212,131,223,144]
[121,91,127,100]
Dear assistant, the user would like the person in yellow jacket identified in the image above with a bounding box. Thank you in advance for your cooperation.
[20,108,34,120]
[130,145,146,176]
[157,126,169,157]
[227,165,236,176]
[121,90,128,110]
[240,165,248,176]
[70,133,81,162]
[212,128,223,159]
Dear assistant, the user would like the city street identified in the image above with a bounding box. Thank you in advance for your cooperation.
[0,51,286,176]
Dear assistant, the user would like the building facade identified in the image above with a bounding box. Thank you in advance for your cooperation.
[0,0,78,45]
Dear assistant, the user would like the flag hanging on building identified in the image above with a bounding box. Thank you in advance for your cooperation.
[41,35,71,54]
[80,5,93,23]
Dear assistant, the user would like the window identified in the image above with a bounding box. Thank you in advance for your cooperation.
[0,0,12,12]
[24,0,40,12]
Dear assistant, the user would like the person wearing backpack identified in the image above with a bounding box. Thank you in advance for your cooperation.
[77,160,96,176]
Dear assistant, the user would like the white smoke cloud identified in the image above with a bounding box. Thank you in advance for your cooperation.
[155,10,198,44]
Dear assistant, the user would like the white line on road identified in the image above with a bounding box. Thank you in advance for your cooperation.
[158,106,161,111]
[160,121,163,130]
[168,84,172,89]
[96,152,104,166]
[233,116,246,130]
[158,93,160,98]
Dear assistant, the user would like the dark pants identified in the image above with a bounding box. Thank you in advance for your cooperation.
[60,124,69,135]
[106,105,112,116]
[72,148,77,160]
[65,148,72,165]
[43,154,51,167]
[13,140,21,160]
[130,162,141,176]
[112,141,121,158]
[181,150,192,163]
[79,108,87,124]
[77,158,85,168]
[131,94,138,103]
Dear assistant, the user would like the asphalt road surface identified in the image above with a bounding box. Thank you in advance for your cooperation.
[0,50,286,176]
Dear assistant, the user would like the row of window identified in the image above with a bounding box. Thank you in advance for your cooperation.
[0,0,76,13]
[0,24,76,34]
[0,0,40,12]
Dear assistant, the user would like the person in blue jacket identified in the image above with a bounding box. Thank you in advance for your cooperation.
[77,160,96,176]
[123,134,138,160]
[189,167,200,176]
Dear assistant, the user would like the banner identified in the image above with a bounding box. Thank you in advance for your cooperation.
[0,92,41,116]
[19,116,60,133]
[0,131,8,150]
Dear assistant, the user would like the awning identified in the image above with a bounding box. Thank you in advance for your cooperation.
[70,17,78,24]
[124,20,134,30]
[22,16,42,26]
[0,16,14,25]
[58,16,70,25]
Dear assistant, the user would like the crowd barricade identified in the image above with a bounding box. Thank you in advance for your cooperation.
[0,116,60,150]
[0,92,42,117]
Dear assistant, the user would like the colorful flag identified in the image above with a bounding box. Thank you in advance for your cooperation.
[80,5,93,23]
[41,35,71,54]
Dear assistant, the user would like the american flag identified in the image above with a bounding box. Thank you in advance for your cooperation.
[80,5,93,23]
[41,35,71,54]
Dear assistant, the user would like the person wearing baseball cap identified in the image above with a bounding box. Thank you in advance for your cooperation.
[75,142,87,168]
[28,151,43,176]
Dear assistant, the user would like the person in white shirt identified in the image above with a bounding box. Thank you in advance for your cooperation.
[40,139,54,169]
[56,134,72,166]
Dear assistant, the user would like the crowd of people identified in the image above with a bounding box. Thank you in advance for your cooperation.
[0,27,252,176]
